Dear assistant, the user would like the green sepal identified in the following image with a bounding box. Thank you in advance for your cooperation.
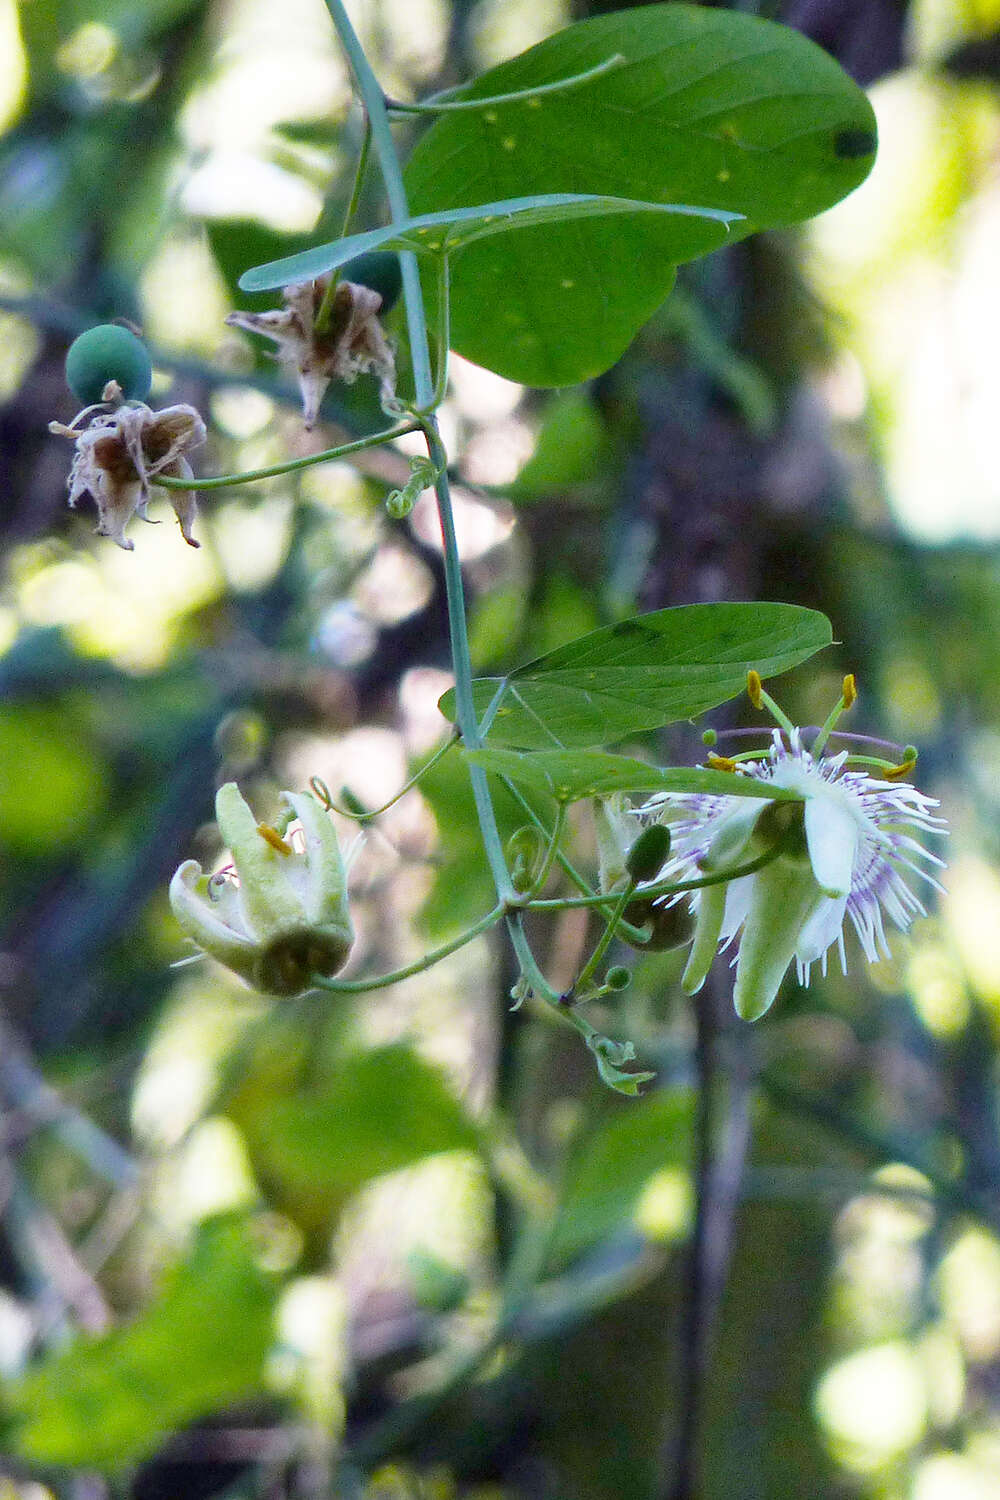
[681,880,728,996]
[214,781,303,941]
[167,861,258,980]
[732,860,823,1022]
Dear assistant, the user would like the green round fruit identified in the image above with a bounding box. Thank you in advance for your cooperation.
[340,251,402,313]
[65,324,153,406]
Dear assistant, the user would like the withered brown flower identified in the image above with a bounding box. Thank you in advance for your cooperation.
[226,276,396,429]
[49,383,206,551]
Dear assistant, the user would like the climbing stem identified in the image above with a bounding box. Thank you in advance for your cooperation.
[525,840,789,912]
[320,0,515,920]
[309,730,459,822]
[313,903,506,994]
[314,113,373,333]
[500,782,649,944]
[153,421,419,491]
[523,802,568,900]
[572,882,635,996]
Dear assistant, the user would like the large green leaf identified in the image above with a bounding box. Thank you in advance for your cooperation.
[439,603,831,749]
[237,193,735,292]
[463,748,801,803]
[8,1219,275,1470]
[404,4,877,384]
[254,1044,480,1196]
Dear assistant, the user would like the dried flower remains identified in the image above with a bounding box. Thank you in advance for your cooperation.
[226,275,396,429]
[49,382,206,550]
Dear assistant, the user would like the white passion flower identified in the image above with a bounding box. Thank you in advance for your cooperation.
[169,782,354,997]
[642,725,946,1023]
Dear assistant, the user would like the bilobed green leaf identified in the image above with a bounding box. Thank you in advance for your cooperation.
[463,747,802,803]
[238,193,734,292]
[404,4,877,384]
[254,1044,480,1196]
[8,1219,275,1470]
[439,603,831,749]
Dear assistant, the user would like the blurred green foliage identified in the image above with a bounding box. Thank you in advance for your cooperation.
[2,1,1000,1499]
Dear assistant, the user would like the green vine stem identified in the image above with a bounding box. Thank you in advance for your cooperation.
[313,902,506,994]
[498,782,649,944]
[314,113,373,333]
[309,730,459,822]
[386,54,626,113]
[572,881,635,997]
[521,802,568,900]
[523,840,790,913]
[154,421,419,491]
[321,0,522,933]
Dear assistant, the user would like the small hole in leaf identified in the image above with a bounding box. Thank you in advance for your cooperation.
[833,126,876,159]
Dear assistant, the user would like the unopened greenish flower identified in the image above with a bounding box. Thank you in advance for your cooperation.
[169,782,354,997]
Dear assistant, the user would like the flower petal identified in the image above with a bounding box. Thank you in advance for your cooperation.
[162,457,200,547]
[215,781,304,942]
[795,892,848,966]
[700,800,764,873]
[282,789,354,955]
[804,789,858,898]
[168,860,258,982]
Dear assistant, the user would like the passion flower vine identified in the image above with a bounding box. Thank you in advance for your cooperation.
[640,675,947,1022]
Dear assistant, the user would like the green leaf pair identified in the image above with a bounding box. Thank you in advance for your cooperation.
[241,5,876,386]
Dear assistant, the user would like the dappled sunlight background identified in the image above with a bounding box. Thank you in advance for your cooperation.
[2,0,1000,1497]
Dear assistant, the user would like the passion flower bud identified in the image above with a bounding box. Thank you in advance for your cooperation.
[169,782,354,997]
[625,824,672,884]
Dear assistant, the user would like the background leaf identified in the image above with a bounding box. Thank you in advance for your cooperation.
[7,1219,275,1470]
[549,1092,694,1262]
[463,747,802,803]
[507,392,613,502]
[439,603,832,748]
[252,1044,480,1197]
[403,3,877,383]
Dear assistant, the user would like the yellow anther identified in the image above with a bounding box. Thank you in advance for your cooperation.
[746,670,763,710]
[884,755,917,782]
[707,752,739,773]
[842,673,857,709]
[256,823,293,856]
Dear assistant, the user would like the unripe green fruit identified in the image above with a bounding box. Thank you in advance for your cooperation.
[340,251,402,313]
[65,324,153,406]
